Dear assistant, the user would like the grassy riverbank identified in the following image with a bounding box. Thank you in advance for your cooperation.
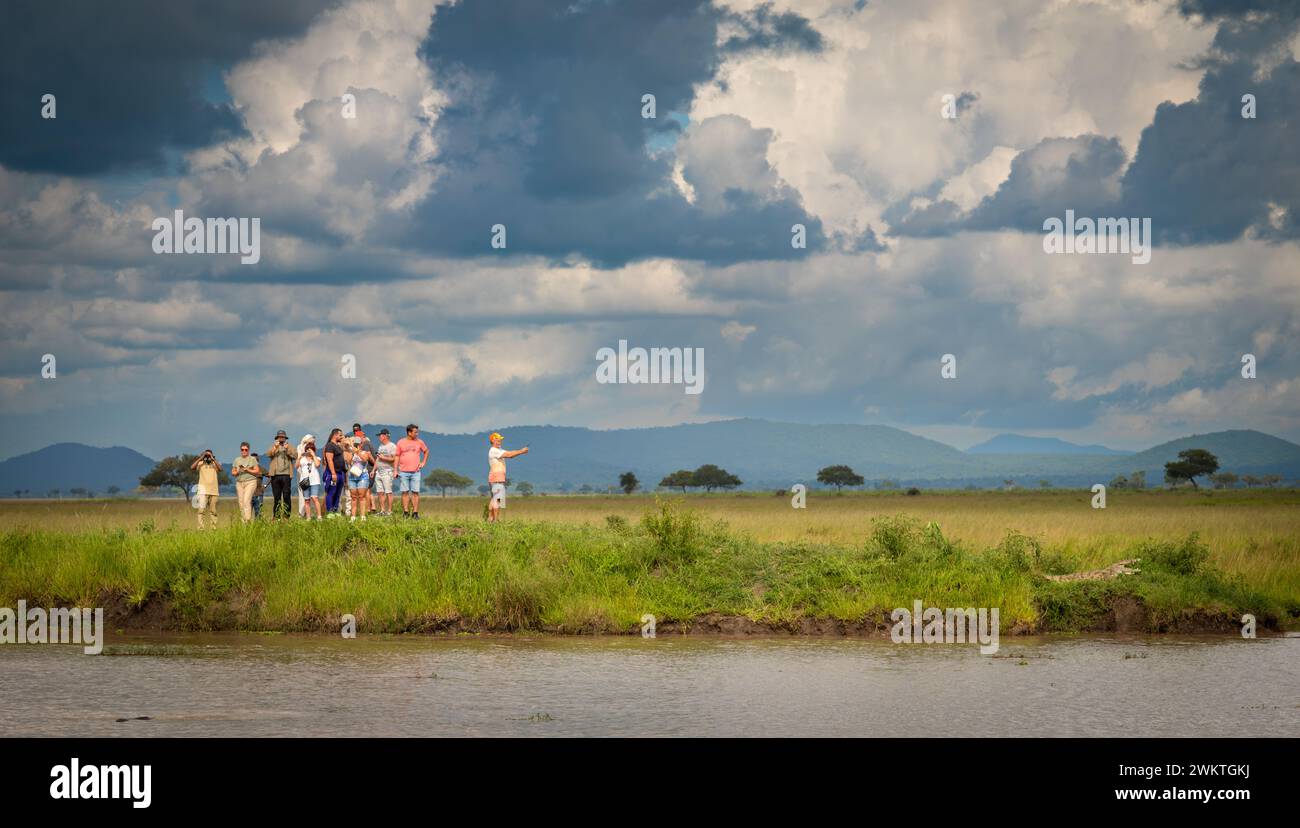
[1,502,1292,634]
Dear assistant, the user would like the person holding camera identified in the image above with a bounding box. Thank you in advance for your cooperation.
[344,432,374,522]
[297,438,323,520]
[265,429,298,520]
[322,428,347,515]
[232,441,261,523]
[250,453,268,518]
[190,449,221,529]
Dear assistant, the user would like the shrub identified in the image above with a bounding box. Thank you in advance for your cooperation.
[639,500,702,567]
[1140,532,1210,576]
[994,530,1041,574]
[866,515,921,560]
[921,520,958,558]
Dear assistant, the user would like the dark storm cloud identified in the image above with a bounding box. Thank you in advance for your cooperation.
[889,135,1126,237]
[722,2,826,54]
[891,5,1300,246]
[965,135,1126,231]
[1116,0,1300,244]
[1119,59,1300,244]
[0,0,339,176]
[409,0,828,267]
[1176,0,1299,22]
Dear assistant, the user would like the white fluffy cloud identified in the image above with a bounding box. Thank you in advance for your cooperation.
[2,0,1298,458]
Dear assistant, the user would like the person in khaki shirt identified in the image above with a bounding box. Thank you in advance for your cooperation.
[190,449,221,529]
[265,429,298,520]
[231,442,261,523]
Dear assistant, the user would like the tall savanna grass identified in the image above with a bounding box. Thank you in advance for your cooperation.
[0,495,1291,633]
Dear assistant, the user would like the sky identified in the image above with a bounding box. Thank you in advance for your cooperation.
[1,0,1298,460]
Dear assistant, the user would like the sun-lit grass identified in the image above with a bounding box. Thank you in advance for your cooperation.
[0,492,1294,632]
[3,488,1293,607]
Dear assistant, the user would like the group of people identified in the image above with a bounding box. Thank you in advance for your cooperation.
[187,424,528,528]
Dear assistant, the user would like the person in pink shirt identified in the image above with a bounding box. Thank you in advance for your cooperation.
[395,423,429,519]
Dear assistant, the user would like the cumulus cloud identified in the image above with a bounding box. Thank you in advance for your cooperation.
[0,0,338,175]
[2,0,1299,459]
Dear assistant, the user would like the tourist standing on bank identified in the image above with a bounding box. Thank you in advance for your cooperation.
[190,449,221,530]
[322,428,347,514]
[232,441,260,523]
[265,429,297,520]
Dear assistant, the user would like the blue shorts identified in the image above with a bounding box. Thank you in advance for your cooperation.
[305,484,322,498]
[349,473,369,490]
[398,471,421,493]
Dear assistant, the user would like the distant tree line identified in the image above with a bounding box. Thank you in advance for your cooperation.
[116,447,1291,501]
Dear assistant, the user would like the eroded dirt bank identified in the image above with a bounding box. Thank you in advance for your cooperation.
[93,591,1272,637]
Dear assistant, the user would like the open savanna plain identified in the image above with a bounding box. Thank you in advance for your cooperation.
[1,489,1296,633]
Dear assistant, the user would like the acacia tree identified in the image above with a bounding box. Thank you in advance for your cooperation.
[1164,449,1219,490]
[424,468,473,497]
[1209,471,1238,490]
[619,472,639,495]
[658,470,694,493]
[692,464,742,492]
[816,465,864,491]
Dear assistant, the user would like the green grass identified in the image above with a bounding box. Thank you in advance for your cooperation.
[4,489,1297,609]
[0,501,1291,634]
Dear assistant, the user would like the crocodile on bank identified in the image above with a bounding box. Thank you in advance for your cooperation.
[1041,559,1140,582]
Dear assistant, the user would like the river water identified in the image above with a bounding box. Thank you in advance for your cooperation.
[2,633,1296,737]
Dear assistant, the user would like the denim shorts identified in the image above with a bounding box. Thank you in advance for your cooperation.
[348,473,369,490]
[398,471,421,493]
[304,484,322,498]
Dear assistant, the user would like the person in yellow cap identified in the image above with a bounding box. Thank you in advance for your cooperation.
[487,431,529,522]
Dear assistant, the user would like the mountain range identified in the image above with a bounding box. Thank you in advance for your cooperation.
[3,421,1296,495]
[966,434,1131,455]
[0,443,157,496]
